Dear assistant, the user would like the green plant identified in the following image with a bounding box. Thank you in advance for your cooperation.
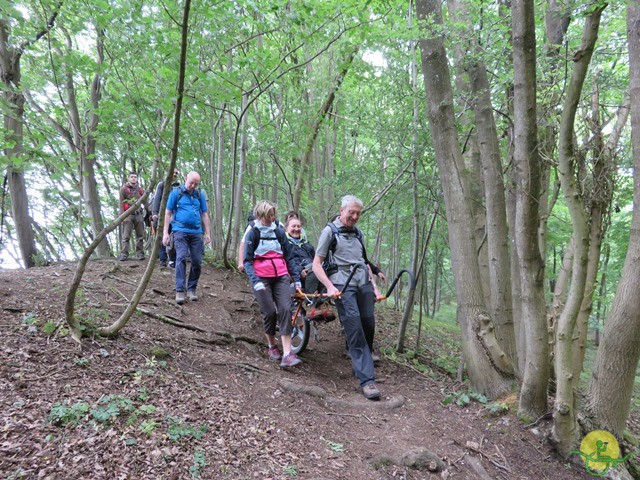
[74,357,91,366]
[21,312,37,325]
[139,419,158,435]
[321,437,345,452]
[485,402,509,414]
[91,395,134,424]
[48,401,90,426]
[441,390,487,407]
[43,321,57,334]
[283,465,299,476]
[190,448,206,478]
[167,417,208,441]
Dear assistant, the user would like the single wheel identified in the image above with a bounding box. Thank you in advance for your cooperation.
[290,314,310,355]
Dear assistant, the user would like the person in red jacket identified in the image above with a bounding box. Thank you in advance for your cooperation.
[119,172,150,261]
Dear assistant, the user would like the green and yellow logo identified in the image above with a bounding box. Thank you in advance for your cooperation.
[571,430,634,476]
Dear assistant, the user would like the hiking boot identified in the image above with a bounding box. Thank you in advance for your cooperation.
[280,352,302,368]
[187,290,198,301]
[168,261,175,268]
[267,346,282,361]
[118,253,128,261]
[362,383,381,400]
[159,260,167,267]
[136,254,145,260]
[371,352,380,363]
[176,291,186,305]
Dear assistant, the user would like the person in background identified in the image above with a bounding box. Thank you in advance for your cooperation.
[313,195,381,400]
[163,171,211,305]
[152,169,181,267]
[243,200,303,368]
[119,172,150,261]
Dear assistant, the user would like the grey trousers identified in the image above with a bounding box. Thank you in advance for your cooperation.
[121,213,145,257]
[253,275,293,337]
[334,283,376,387]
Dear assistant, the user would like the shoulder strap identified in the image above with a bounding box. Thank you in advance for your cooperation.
[327,222,369,264]
[177,187,200,203]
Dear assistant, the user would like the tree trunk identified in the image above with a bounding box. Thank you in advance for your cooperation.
[470,61,517,371]
[584,1,640,438]
[551,6,604,456]
[512,0,550,420]
[572,94,629,379]
[0,20,45,268]
[416,0,513,399]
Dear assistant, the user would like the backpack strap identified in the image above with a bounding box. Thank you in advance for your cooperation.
[177,187,200,203]
[327,222,370,266]
[251,220,284,244]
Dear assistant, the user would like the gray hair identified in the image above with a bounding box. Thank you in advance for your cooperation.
[341,195,363,209]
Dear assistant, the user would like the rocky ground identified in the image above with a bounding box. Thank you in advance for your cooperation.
[0,258,625,479]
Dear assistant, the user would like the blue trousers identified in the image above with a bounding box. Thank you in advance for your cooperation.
[334,283,376,387]
[173,231,203,292]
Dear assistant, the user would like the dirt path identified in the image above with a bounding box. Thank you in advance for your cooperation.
[0,260,596,478]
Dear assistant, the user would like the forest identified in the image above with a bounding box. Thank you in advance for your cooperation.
[1,0,640,477]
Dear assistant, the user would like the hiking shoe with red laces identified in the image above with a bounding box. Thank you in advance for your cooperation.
[280,352,302,368]
[267,346,282,361]
[362,383,381,400]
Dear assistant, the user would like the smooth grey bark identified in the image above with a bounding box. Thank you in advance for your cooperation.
[416,0,513,399]
[552,5,605,457]
[512,0,549,420]
[470,62,517,372]
[584,1,640,439]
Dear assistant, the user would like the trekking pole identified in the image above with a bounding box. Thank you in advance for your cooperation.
[376,269,415,301]
[340,262,368,294]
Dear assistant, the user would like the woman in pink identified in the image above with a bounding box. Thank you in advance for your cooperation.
[243,200,302,368]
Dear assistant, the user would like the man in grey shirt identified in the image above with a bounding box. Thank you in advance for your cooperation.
[312,195,381,400]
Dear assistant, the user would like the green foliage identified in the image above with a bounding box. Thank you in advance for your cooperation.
[190,448,206,479]
[43,321,57,334]
[321,437,345,452]
[283,465,299,476]
[21,312,37,325]
[441,390,488,407]
[73,357,91,367]
[167,417,208,442]
[139,419,158,436]
[485,402,509,415]
[48,401,90,426]
[90,395,134,424]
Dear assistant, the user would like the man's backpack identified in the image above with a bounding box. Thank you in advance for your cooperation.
[324,222,376,276]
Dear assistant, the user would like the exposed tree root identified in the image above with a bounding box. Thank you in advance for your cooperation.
[136,306,207,332]
[278,378,406,410]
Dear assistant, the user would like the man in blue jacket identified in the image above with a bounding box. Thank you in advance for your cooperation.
[162,171,211,305]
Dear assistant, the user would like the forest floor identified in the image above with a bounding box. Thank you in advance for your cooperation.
[0,259,632,479]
